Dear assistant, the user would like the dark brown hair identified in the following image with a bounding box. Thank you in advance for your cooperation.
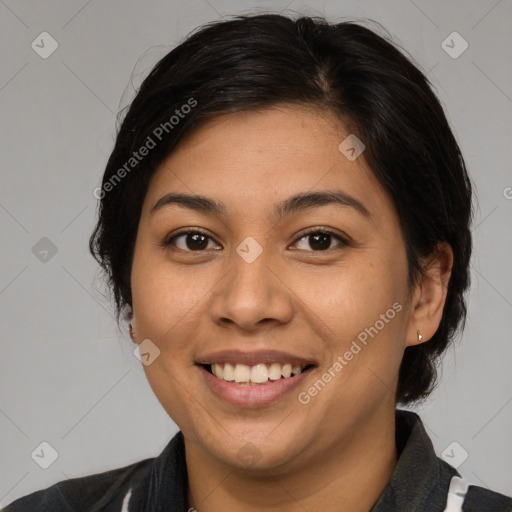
[89,14,473,405]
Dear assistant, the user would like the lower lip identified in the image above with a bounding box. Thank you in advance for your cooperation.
[198,365,315,408]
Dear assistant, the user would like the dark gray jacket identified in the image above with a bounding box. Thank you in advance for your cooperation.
[3,410,511,511]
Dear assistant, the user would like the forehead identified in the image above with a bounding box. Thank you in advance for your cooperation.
[169,104,351,164]
[143,105,394,223]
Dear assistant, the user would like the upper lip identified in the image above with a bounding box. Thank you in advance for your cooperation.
[196,349,317,367]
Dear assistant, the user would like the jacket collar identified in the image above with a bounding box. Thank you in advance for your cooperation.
[371,410,458,511]
[144,409,457,511]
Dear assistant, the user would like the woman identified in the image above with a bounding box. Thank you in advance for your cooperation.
[4,13,511,512]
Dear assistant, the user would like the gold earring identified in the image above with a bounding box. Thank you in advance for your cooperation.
[417,330,423,342]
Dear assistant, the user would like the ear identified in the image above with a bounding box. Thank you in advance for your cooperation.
[127,307,138,345]
[129,320,138,345]
[405,242,453,347]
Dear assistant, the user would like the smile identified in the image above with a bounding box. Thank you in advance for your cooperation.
[204,362,315,385]
[198,363,316,407]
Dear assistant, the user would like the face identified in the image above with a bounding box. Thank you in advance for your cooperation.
[130,105,418,473]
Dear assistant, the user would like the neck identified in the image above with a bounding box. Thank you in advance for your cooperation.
[185,407,397,512]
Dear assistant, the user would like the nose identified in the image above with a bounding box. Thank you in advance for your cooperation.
[209,243,295,332]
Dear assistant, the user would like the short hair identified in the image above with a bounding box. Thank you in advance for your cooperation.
[89,14,473,405]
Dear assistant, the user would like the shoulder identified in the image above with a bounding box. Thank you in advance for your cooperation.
[1,457,153,512]
[463,484,512,512]
[443,471,512,511]
[392,411,512,511]
[2,430,187,512]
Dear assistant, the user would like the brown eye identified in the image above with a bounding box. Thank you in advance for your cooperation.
[292,229,348,251]
[164,231,221,251]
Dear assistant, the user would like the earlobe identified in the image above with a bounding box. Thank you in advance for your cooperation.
[125,306,138,345]
[406,242,453,347]
[129,320,138,344]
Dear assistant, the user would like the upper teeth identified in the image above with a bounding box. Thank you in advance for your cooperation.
[210,363,306,384]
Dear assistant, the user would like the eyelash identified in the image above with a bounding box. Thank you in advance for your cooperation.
[161,227,350,253]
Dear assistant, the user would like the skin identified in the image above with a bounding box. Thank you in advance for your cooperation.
[130,104,453,511]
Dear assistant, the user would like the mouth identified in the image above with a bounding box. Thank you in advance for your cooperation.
[196,349,318,407]
[200,362,317,386]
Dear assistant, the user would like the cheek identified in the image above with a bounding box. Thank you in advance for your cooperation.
[130,251,206,428]
[297,252,407,333]
[131,246,212,340]
[295,252,409,394]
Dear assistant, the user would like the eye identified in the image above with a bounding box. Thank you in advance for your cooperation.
[163,230,221,252]
[162,227,349,253]
[291,228,348,252]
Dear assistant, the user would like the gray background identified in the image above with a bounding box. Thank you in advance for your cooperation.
[1,0,511,506]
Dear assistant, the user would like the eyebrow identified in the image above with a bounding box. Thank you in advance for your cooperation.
[150,190,370,219]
